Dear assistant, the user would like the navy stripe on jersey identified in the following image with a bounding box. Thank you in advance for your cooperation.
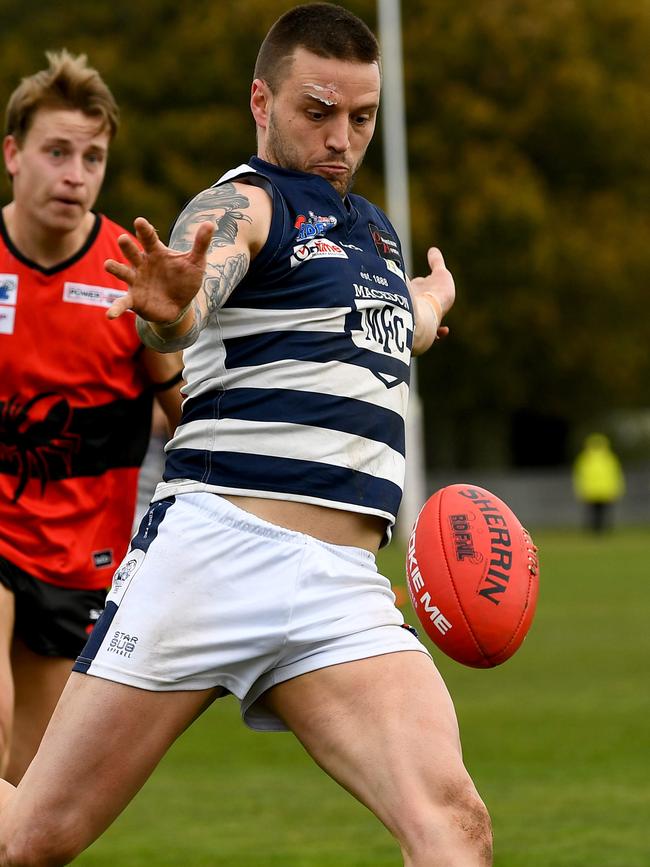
[224,331,410,386]
[72,600,118,674]
[163,449,402,515]
[181,388,406,455]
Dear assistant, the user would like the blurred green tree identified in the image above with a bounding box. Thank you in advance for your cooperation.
[400,0,650,465]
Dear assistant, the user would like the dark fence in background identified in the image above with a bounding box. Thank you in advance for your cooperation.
[423,466,650,531]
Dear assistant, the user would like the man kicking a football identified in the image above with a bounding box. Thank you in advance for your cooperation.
[0,5,492,865]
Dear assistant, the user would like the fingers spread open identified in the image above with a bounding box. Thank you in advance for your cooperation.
[133,217,161,253]
[116,233,144,267]
[106,292,133,320]
[105,258,135,285]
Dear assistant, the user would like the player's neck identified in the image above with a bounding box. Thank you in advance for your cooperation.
[2,202,96,269]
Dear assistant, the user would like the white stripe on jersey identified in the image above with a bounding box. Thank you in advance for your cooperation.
[181,358,409,414]
[167,417,406,487]
[216,305,351,337]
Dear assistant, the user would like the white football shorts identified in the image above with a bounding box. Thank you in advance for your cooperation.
[74,491,430,730]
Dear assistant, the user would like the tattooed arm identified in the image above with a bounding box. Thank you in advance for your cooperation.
[105,181,272,351]
[168,184,253,336]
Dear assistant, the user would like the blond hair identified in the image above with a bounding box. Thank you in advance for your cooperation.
[5,49,119,144]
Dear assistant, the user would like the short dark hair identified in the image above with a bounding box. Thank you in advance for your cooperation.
[5,49,119,144]
[254,3,380,91]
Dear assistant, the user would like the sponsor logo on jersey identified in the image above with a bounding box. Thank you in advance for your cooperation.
[385,258,406,282]
[0,274,18,304]
[63,282,127,308]
[294,211,338,241]
[369,223,403,266]
[290,237,348,267]
[0,276,18,333]
[0,306,16,335]
[93,549,114,569]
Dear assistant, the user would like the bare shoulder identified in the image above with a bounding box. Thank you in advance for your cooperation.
[171,181,271,257]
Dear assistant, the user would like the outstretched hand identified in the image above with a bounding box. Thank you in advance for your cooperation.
[410,247,455,341]
[105,217,215,323]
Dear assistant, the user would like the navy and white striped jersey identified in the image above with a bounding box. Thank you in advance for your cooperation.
[153,157,414,543]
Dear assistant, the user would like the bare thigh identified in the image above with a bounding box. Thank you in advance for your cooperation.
[264,651,462,825]
[6,639,74,784]
[0,585,15,774]
[264,651,491,865]
[0,673,222,864]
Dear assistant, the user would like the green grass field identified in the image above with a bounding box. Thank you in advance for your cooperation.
[76,528,650,866]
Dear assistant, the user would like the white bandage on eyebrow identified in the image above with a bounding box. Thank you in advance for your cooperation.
[303,82,339,106]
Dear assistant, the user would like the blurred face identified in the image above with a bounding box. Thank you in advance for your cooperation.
[252,47,380,197]
[3,107,109,236]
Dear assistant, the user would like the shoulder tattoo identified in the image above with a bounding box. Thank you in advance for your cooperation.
[170,183,252,251]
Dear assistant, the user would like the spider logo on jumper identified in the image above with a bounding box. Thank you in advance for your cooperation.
[0,392,80,501]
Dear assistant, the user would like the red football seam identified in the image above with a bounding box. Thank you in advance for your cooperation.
[489,549,536,663]
[436,490,486,663]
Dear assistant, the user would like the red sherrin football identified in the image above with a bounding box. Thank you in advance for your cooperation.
[406,484,539,668]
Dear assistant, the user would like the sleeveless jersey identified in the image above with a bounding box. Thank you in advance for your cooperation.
[155,157,414,542]
[0,213,152,589]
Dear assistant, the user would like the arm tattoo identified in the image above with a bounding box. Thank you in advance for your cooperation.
[167,184,252,323]
[202,253,249,317]
[170,183,252,251]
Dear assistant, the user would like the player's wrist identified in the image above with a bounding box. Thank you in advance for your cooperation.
[412,296,440,356]
[419,292,443,327]
[153,302,193,333]
[136,300,202,352]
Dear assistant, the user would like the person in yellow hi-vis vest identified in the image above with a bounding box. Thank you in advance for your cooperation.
[573,433,625,533]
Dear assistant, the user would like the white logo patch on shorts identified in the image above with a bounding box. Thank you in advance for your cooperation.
[110,549,145,600]
[107,631,139,658]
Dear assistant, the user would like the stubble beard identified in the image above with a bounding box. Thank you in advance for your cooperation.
[264,114,357,198]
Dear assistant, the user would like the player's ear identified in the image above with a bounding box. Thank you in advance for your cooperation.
[3,135,20,177]
[250,79,270,130]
